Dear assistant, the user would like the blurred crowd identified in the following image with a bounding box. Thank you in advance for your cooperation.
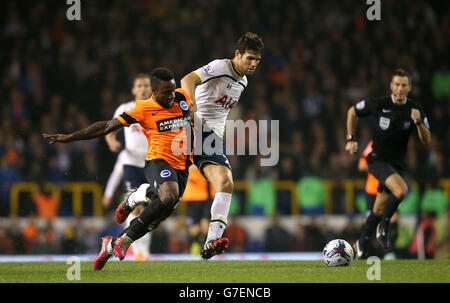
[0,1,449,255]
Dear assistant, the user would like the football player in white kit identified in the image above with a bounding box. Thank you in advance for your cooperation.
[181,32,264,259]
[103,73,152,261]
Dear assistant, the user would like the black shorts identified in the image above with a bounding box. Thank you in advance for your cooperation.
[366,152,403,186]
[193,130,232,178]
[186,200,213,225]
[144,159,189,201]
[123,165,147,191]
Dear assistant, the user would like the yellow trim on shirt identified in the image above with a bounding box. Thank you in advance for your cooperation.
[193,71,203,84]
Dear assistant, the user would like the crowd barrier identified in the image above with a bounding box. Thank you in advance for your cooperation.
[9,179,450,217]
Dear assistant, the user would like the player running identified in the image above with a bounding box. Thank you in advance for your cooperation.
[180,32,264,259]
[103,74,152,261]
[345,68,431,259]
[43,68,193,270]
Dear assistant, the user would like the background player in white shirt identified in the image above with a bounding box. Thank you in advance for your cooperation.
[102,149,125,208]
[181,32,264,259]
[103,74,152,261]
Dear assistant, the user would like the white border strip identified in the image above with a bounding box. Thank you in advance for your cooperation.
[0,252,322,262]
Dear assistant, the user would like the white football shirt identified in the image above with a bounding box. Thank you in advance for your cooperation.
[194,59,248,137]
[113,101,148,167]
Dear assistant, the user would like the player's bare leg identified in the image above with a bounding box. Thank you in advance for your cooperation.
[200,163,232,259]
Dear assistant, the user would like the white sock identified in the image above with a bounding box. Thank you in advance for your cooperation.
[206,192,232,244]
[125,212,137,228]
[107,240,113,254]
[128,183,150,208]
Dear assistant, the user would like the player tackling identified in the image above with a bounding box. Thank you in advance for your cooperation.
[180,32,264,259]
[43,68,193,270]
[103,74,152,261]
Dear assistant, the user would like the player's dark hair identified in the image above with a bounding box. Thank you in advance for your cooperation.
[391,68,412,84]
[150,68,174,89]
[236,32,264,56]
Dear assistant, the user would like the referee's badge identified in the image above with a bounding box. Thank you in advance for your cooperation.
[379,117,390,130]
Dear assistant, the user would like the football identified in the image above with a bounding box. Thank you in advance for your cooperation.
[322,239,354,266]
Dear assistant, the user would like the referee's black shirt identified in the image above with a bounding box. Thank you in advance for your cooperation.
[354,95,430,168]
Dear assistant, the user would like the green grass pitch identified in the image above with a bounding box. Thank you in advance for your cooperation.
[0,260,449,283]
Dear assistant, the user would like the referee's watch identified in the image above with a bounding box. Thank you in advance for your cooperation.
[414,119,423,126]
[346,134,355,142]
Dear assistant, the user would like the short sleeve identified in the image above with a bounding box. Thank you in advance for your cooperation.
[354,97,378,117]
[193,59,226,84]
[175,88,191,107]
[116,101,145,127]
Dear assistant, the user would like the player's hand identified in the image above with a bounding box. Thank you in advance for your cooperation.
[102,196,113,209]
[42,133,72,144]
[107,140,122,153]
[345,141,358,155]
[411,109,421,124]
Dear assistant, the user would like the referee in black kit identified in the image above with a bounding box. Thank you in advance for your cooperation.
[345,69,431,259]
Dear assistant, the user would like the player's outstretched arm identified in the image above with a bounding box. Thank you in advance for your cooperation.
[43,118,124,144]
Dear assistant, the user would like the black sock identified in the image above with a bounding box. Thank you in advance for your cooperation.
[359,212,381,247]
[126,197,167,241]
[111,196,167,247]
[124,217,150,241]
[380,195,402,230]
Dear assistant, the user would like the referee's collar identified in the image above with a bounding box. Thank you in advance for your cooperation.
[391,94,407,105]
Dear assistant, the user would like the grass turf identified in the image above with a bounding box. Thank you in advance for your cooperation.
[0,259,449,283]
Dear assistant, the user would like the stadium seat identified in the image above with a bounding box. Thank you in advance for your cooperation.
[228,194,241,216]
[246,178,276,216]
[421,188,448,217]
[296,177,325,214]
[398,188,419,215]
[355,191,367,215]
